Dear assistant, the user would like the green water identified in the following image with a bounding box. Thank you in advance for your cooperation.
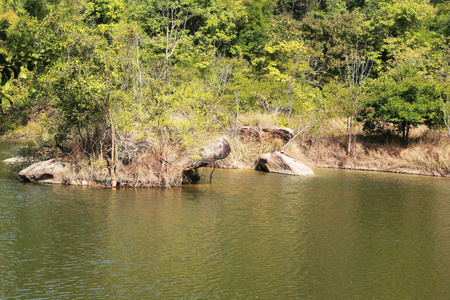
[1,141,449,299]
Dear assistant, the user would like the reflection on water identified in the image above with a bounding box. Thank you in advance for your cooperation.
[1,142,450,299]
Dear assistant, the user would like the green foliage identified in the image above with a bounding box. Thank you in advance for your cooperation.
[195,0,247,57]
[153,78,229,150]
[299,8,367,84]
[364,68,441,142]
[433,2,450,38]
[365,0,436,39]
[236,0,274,59]
[0,11,42,113]
[275,0,317,20]
[84,0,124,25]
[54,71,109,153]
[1,0,449,157]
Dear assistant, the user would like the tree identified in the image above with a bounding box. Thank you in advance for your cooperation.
[0,11,41,114]
[341,43,372,155]
[49,14,118,154]
[364,67,440,144]
[235,0,274,60]
[299,7,367,85]
[194,0,247,58]
[83,0,124,26]
[436,45,450,139]
[275,0,317,20]
[138,0,197,80]
[250,40,314,115]
[363,0,437,73]
[441,92,450,139]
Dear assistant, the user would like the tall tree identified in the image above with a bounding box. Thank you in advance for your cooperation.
[299,7,366,85]
[364,66,440,144]
[340,43,372,155]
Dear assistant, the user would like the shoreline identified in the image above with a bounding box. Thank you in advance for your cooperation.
[2,125,449,187]
[313,164,449,178]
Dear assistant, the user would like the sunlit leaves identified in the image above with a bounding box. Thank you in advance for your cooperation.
[364,66,441,141]
[84,0,124,25]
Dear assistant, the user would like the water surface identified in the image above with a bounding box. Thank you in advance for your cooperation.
[1,141,449,299]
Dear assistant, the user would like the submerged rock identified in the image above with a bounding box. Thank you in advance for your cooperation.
[18,158,69,184]
[256,151,314,176]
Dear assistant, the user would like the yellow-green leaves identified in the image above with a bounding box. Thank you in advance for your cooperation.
[84,0,124,26]
[253,40,310,83]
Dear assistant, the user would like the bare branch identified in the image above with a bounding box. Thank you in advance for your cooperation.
[282,114,322,152]
[343,42,373,155]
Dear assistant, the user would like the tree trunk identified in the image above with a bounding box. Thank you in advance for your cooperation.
[405,122,410,145]
[135,34,143,120]
[401,122,406,143]
[110,121,118,187]
[400,121,410,145]
[106,81,118,187]
[347,115,353,155]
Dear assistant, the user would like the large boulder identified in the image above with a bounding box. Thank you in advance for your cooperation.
[239,126,294,141]
[188,136,232,169]
[256,151,314,176]
[183,137,232,183]
[18,159,69,184]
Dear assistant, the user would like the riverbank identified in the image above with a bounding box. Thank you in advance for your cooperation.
[2,117,449,187]
[308,132,450,178]
[220,119,450,178]
[220,135,450,178]
[306,120,450,178]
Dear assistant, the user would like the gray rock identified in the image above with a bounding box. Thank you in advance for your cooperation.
[189,136,232,169]
[18,159,69,184]
[183,136,232,184]
[256,151,314,176]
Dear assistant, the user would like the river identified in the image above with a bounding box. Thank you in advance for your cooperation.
[1,141,449,299]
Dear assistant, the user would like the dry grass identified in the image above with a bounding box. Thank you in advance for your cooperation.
[306,125,450,177]
[238,111,284,128]
[59,124,450,187]
[223,133,284,169]
[401,135,450,176]
[10,109,449,187]
[63,140,188,188]
[224,115,450,178]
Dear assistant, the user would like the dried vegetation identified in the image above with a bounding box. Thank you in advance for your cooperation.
[306,120,450,177]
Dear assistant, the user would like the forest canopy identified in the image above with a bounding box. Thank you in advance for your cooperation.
[1,0,449,150]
